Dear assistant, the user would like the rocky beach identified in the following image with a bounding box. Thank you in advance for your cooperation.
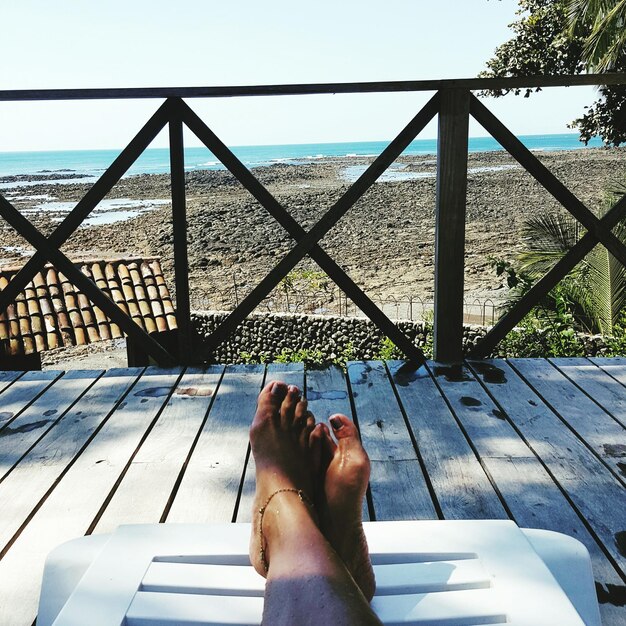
[1,146,624,318]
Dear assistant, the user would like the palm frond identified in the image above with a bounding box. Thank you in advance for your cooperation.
[586,221,626,333]
[513,176,626,334]
[518,250,574,277]
[518,214,581,277]
[522,214,581,250]
[567,0,626,69]
[583,0,626,69]
[567,0,618,32]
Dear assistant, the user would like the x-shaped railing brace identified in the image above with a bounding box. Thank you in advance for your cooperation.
[0,101,176,364]
[0,96,439,365]
[2,93,621,365]
[176,96,439,364]
[468,95,626,356]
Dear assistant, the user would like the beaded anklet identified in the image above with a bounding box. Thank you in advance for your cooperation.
[258,488,314,573]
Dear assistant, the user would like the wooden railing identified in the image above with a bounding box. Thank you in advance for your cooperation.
[1,73,625,365]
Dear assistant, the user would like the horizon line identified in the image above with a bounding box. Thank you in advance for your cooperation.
[0,131,595,155]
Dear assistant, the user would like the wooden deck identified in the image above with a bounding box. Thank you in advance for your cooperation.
[0,358,625,625]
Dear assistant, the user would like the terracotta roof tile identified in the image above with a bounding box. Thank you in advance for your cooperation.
[0,257,177,357]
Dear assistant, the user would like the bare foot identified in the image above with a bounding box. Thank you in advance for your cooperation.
[310,414,376,600]
[249,380,317,577]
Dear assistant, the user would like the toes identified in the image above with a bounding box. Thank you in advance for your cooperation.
[252,381,288,432]
[295,399,311,445]
[319,423,337,468]
[299,411,316,448]
[310,422,338,479]
[329,414,370,480]
[328,414,359,441]
[280,384,301,428]
[259,380,288,414]
[293,397,309,429]
[309,423,324,474]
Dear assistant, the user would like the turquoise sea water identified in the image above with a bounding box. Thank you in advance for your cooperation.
[0,133,605,178]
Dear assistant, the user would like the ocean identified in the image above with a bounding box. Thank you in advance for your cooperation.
[0,133,605,179]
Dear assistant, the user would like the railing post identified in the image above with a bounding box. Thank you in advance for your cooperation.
[168,104,192,363]
[434,88,470,363]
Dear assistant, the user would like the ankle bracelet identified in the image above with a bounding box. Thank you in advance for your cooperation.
[258,488,314,573]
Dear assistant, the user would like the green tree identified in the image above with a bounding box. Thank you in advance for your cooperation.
[480,0,626,145]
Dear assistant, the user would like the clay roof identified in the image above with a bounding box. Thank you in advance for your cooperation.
[0,257,177,357]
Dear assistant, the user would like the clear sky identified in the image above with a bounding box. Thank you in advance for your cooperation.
[0,0,600,151]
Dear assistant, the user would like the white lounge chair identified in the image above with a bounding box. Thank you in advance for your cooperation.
[37,520,600,626]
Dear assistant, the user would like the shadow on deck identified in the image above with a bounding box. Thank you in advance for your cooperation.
[0,357,625,625]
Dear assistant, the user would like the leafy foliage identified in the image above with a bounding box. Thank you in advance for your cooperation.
[273,347,328,366]
[566,0,626,70]
[237,333,435,367]
[481,0,585,95]
[496,314,586,356]
[572,71,626,145]
[480,0,626,145]
[280,269,330,292]
[585,181,626,330]
[492,178,626,335]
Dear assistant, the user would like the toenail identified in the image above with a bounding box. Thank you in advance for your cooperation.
[271,382,284,396]
[330,416,343,430]
[288,385,300,397]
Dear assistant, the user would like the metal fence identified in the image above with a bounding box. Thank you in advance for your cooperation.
[189,277,497,326]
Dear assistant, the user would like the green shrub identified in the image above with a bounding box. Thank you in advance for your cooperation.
[496,314,585,357]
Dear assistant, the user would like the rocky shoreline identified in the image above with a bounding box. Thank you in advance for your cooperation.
[1,147,624,312]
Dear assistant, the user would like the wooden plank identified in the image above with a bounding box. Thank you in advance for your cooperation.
[592,356,626,388]
[166,364,264,524]
[347,361,437,520]
[434,89,469,363]
[0,370,22,395]
[509,358,626,483]
[0,367,181,625]
[93,366,224,533]
[0,369,62,432]
[469,359,626,623]
[429,364,584,536]
[264,362,303,387]
[551,357,626,428]
[0,368,143,556]
[0,369,102,481]
[168,106,192,362]
[0,72,624,101]
[306,364,353,424]
[387,360,507,520]
[431,362,607,533]
[236,363,305,523]
[471,360,626,568]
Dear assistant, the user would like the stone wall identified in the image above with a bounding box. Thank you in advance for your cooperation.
[191,311,487,363]
[191,311,620,363]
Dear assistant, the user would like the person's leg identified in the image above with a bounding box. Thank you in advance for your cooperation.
[249,381,382,626]
[309,415,376,601]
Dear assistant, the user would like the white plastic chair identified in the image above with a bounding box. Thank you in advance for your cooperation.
[37,520,600,626]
